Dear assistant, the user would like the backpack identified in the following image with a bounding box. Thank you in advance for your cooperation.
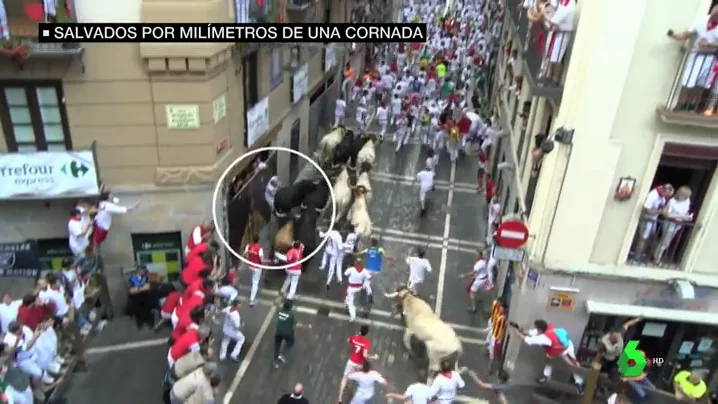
[554,328,571,347]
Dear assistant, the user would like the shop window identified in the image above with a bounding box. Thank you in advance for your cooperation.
[627,146,717,269]
[578,314,632,364]
[674,324,718,384]
[0,82,73,152]
[131,232,183,281]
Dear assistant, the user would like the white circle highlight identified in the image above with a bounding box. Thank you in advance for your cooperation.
[211,146,337,270]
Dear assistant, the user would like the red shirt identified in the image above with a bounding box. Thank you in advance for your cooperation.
[176,292,205,319]
[182,279,207,303]
[181,256,209,285]
[286,245,304,273]
[486,179,495,199]
[169,328,201,361]
[348,335,371,365]
[17,304,51,330]
[427,69,437,80]
[186,243,209,263]
[161,291,181,315]
[172,312,198,341]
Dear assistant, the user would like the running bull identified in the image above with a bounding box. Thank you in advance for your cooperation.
[273,179,319,218]
[316,127,346,167]
[385,287,462,373]
[334,131,369,170]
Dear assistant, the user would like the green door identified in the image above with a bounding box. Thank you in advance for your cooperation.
[131,232,183,281]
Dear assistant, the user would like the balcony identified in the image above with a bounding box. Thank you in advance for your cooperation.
[2,0,83,67]
[627,216,697,271]
[657,48,718,129]
[507,0,576,100]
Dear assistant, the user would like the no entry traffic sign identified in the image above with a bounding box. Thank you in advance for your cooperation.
[495,220,529,249]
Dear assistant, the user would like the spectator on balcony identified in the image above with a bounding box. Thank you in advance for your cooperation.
[668,6,718,113]
[654,185,693,264]
[703,60,718,116]
[527,0,577,83]
[633,183,673,261]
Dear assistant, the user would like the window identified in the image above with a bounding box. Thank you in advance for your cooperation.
[269,47,283,90]
[244,51,259,108]
[0,83,72,152]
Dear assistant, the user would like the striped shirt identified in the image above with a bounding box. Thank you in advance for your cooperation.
[489,300,501,324]
[491,313,506,341]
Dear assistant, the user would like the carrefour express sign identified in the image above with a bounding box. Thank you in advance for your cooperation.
[0,150,100,199]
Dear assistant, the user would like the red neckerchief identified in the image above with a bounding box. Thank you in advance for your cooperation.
[441,371,453,378]
[50,285,61,292]
[654,186,664,197]
[708,19,718,31]
[560,0,570,6]
[69,215,81,222]
[229,306,237,312]
[354,264,364,272]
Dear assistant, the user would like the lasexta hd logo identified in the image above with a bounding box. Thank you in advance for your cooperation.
[618,340,648,377]
[61,160,89,178]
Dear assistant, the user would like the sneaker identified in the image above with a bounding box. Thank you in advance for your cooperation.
[249,300,256,307]
[326,284,331,290]
[42,374,55,384]
[536,377,549,384]
[278,355,286,363]
[575,383,584,395]
[219,355,227,361]
[97,320,108,331]
[47,362,61,374]
[54,356,66,365]
[80,323,93,336]
[274,362,280,369]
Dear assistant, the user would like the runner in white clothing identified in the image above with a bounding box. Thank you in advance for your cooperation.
[385,370,432,404]
[416,167,435,215]
[429,361,466,402]
[319,229,344,288]
[376,103,389,139]
[265,176,279,212]
[338,362,389,404]
[334,98,347,127]
[356,104,369,134]
[344,257,372,322]
[460,250,493,312]
[406,249,433,292]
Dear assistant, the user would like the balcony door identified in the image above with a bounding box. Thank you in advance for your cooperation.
[0,82,72,152]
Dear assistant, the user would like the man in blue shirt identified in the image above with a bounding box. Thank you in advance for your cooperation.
[357,238,392,273]
[128,266,153,329]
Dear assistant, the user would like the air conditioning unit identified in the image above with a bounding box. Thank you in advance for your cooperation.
[287,0,312,11]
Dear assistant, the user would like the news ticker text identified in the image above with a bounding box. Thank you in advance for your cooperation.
[38,23,428,43]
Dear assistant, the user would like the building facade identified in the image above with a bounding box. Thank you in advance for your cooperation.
[0,0,359,280]
[492,0,718,392]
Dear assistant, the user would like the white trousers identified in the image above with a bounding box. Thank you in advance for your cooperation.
[321,251,341,285]
[334,112,345,127]
[433,131,446,152]
[171,310,179,328]
[419,186,431,210]
[378,119,388,136]
[544,341,584,385]
[5,385,33,404]
[394,130,410,151]
[446,142,459,162]
[249,269,262,302]
[220,331,246,360]
[345,287,362,320]
[282,271,301,300]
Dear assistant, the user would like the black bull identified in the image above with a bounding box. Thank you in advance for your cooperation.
[273,180,318,215]
[333,131,368,169]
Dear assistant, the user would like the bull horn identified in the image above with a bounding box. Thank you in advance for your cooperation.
[385,292,399,298]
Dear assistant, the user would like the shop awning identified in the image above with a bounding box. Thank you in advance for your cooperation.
[0,144,102,201]
[586,300,718,326]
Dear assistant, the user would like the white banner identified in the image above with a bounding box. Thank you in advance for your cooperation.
[324,44,336,72]
[0,150,100,199]
[292,64,309,103]
[247,97,269,147]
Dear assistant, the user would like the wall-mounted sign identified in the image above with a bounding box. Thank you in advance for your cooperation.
[247,97,270,147]
[0,150,100,199]
[547,292,575,311]
[165,105,200,130]
[324,44,336,72]
[213,94,227,124]
[526,267,540,289]
[37,238,73,271]
[0,241,41,278]
[131,232,183,280]
[492,245,525,262]
[292,64,309,103]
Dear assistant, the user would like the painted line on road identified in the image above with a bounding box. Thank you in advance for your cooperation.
[292,305,486,345]
[374,227,483,248]
[436,162,456,316]
[240,286,487,336]
[371,234,480,254]
[223,304,277,404]
[85,338,167,355]
[372,171,477,189]
[372,176,477,194]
